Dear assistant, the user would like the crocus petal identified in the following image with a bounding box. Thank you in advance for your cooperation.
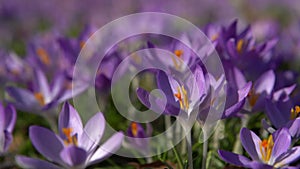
[0,103,4,130]
[247,161,273,169]
[233,67,247,89]
[34,69,51,103]
[240,127,261,161]
[3,130,13,152]
[275,146,300,168]
[287,118,300,139]
[60,146,87,167]
[16,156,61,169]
[271,128,291,162]
[136,87,151,108]
[29,126,64,164]
[88,132,124,165]
[254,70,275,95]
[80,112,105,151]
[238,82,252,101]
[273,84,296,102]
[223,99,245,118]
[6,86,41,112]
[218,150,251,167]
[58,102,83,138]
[4,104,16,132]
[265,100,289,128]
[156,70,176,104]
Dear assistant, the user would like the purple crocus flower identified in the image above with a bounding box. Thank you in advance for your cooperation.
[26,32,71,77]
[264,99,300,140]
[137,67,206,118]
[2,52,32,84]
[0,102,16,154]
[218,128,300,169]
[205,20,278,81]
[6,69,88,114]
[126,122,152,156]
[16,102,124,169]
[58,25,96,65]
[244,70,276,112]
[220,66,252,118]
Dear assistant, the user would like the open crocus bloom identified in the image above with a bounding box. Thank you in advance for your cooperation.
[137,67,206,118]
[218,128,300,169]
[16,102,124,169]
[0,102,16,154]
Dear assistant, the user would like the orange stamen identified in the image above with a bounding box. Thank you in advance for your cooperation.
[236,39,244,54]
[36,48,51,66]
[211,34,219,41]
[174,50,183,58]
[259,135,273,163]
[34,92,45,106]
[62,128,78,146]
[131,122,138,137]
[290,105,300,119]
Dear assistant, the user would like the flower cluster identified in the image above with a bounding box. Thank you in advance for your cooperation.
[1,2,300,169]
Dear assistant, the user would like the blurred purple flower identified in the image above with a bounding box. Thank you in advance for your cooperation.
[206,20,278,81]
[16,102,124,169]
[6,69,88,114]
[0,102,16,154]
[0,52,32,84]
[219,128,300,169]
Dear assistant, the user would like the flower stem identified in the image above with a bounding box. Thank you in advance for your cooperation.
[233,114,249,153]
[202,130,208,169]
[186,131,193,169]
[43,113,58,132]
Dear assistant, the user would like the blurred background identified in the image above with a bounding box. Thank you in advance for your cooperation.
[0,0,299,54]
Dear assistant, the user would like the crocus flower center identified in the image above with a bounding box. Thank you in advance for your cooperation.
[290,106,300,120]
[248,89,259,107]
[36,48,51,66]
[259,135,274,163]
[171,50,183,70]
[62,128,78,146]
[211,33,219,41]
[11,69,20,76]
[174,50,183,58]
[174,85,189,111]
[34,92,45,106]
[80,41,86,49]
[131,122,138,137]
[236,39,244,54]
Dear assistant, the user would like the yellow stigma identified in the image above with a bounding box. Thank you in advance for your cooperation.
[290,106,300,120]
[131,122,138,137]
[62,128,78,146]
[259,135,274,163]
[236,39,244,54]
[248,89,259,107]
[36,48,51,66]
[174,85,189,111]
[34,92,45,106]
